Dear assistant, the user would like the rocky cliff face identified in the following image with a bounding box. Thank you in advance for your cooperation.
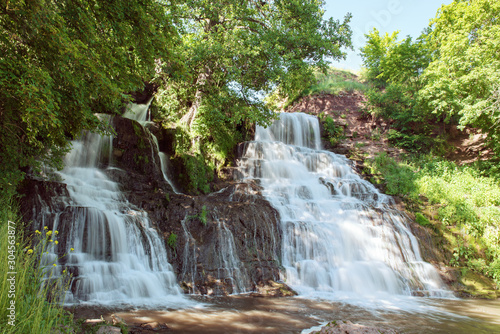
[158,183,282,295]
[108,116,284,295]
[20,116,284,296]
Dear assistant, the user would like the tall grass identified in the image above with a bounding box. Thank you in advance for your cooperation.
[284,68,369,109]
[302,68,368,97]
[0,201,75,334]
[367,153,500,286]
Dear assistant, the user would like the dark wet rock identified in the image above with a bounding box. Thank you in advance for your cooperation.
[18,178,70,232]
[19,115,283,297]
[106,116,283,295]
[129,82,158,104]
[157,182,282,295]
[110,116,172,192]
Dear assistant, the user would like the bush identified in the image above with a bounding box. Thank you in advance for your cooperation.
[415,212,430,227]
[319,113,344,146]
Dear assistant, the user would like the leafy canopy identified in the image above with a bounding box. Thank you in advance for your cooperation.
[0,0,175,201]
[153,0,352,192]
[420,0,500,154]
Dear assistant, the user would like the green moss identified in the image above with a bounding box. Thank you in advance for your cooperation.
[459,270,499,299]
[415,212,430,226]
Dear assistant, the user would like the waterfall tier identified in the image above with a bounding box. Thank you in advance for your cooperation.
[239,112,451,299]
[34,126,186,307]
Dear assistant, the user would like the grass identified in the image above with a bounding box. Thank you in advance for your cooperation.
[0,201,75,333]
[366,153,500,289]
[284,68,369,109]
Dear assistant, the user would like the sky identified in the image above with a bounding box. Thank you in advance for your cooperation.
[323,0,453,71]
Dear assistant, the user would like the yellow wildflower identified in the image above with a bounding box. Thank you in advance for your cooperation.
[35,230,41,234]
[55,230,59,235]
[55,240,59,245]
[44,226,48,230]
[27,249,33,254]
[46,231,52,237]
[53,264,57,267]
[70,248,74,252]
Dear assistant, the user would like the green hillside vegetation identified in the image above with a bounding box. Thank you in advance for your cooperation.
[366,154,500,292]
[360,0,500,155]
[271,68,369,110]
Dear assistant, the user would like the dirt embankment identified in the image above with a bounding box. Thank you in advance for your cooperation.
[287,91,492,164]
[287,92,404,160]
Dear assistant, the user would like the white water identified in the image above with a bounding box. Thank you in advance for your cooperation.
[123,101,179,193]
[239,112,452,305]
[36,125,188,307]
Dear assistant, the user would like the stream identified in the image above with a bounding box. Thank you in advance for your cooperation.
[83,296,500,333]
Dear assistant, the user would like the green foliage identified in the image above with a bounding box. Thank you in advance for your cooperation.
[367,153,417,198]
[152,1,353,193]
[0,209,75,333]
[386,129,437,152]
[359,29,400,86]
[179,153,212,195]
[167,233,178,250]
[285,68,368,107]
[421,0,500,155]
[361,1,500,158]
[319,113,344,146]
[367,153,500,286]
[187,205,209,226]
[360,29,444,153]
[0,0,176,198]
[415,212,430,227]
[200,205,208,226]
[360,29,430,87]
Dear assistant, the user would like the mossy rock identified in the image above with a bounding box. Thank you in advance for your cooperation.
[457,269,499,299]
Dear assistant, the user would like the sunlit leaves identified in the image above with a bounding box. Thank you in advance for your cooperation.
[0,0,176,201]
[421,0,500,154]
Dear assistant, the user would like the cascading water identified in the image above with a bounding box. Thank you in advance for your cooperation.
[123,100,179,193]
[239,112,451,303]
[34,120,187,307]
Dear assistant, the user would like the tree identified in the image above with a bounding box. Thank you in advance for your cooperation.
[359,29,399,86]
[360,28,437,152]
[152,0,352,192]
[420,0,500,153]
[0,0,176,202]
[156,0,352,129]
[360,28,430,88]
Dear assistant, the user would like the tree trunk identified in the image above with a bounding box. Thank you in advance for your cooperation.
[180,65,212,129]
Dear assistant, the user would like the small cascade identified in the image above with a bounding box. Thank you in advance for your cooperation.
[123,100,179,193]
[179,209,250,295]
[238,112,451,300]
[180,217,198,294]
[212,210,250,294]
[123,98,153,123]
[34,126,187,307]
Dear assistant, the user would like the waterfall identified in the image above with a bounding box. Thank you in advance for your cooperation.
[34,122,188,307]
[239,112,451,301]
[123,100,179,193]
